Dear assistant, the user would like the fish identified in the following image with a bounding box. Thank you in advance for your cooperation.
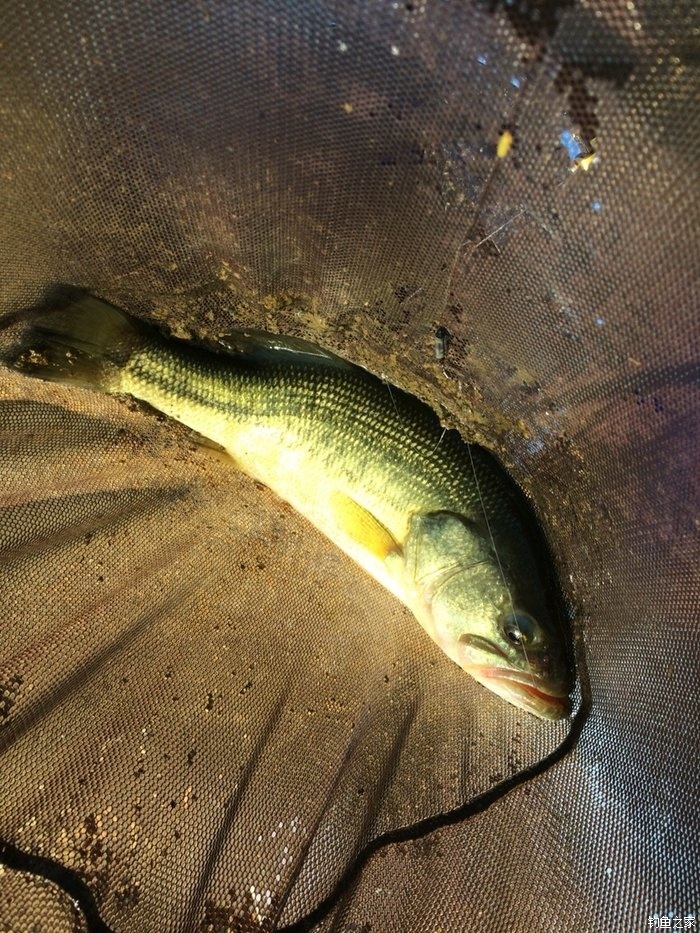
[9,291,572,719]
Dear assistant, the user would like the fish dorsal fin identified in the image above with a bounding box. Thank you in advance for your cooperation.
[329,491,401,562]
[216,329,353,370]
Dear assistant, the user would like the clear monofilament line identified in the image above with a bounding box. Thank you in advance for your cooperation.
[466,443,534,673]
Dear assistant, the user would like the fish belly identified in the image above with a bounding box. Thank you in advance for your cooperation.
[120,353,412,607]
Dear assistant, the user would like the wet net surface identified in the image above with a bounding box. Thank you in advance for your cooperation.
[1,1,698,931]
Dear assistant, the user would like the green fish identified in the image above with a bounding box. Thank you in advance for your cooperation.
[10,292,572,719]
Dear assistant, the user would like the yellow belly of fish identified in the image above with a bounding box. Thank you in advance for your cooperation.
[121,370,413,606]
[224,421,410,603]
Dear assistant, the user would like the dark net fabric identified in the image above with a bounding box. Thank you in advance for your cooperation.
[0,867,88,933]
[0,1,697,931]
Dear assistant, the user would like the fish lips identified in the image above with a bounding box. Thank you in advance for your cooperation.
[471,665,572,720]
[461,635,572,720]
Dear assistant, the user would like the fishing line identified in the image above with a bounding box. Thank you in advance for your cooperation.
[381,373,400,418]
[466,444,533,670]
[431,426,447,454]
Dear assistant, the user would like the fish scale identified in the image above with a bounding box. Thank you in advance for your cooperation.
[126,342,472,526]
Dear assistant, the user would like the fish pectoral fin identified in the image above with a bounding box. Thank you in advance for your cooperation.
[329,492,401,561]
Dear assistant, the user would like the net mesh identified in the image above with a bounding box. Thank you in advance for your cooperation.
[1,1,697,931]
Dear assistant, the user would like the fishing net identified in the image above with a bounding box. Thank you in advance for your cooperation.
[0,1,697,930]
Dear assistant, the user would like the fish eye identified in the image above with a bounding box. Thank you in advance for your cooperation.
[501,612,537,647]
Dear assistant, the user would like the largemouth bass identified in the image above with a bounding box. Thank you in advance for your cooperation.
[10,292,572,718]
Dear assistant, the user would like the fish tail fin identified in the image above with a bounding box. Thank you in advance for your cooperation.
[11,290,151,391]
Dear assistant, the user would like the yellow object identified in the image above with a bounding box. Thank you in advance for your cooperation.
[497,129,513,159]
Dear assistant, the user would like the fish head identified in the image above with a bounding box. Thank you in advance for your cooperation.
[404,511,572,720]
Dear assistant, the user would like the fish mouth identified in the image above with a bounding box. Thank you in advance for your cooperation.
[471,665,571,720]
[460,635,571,720]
